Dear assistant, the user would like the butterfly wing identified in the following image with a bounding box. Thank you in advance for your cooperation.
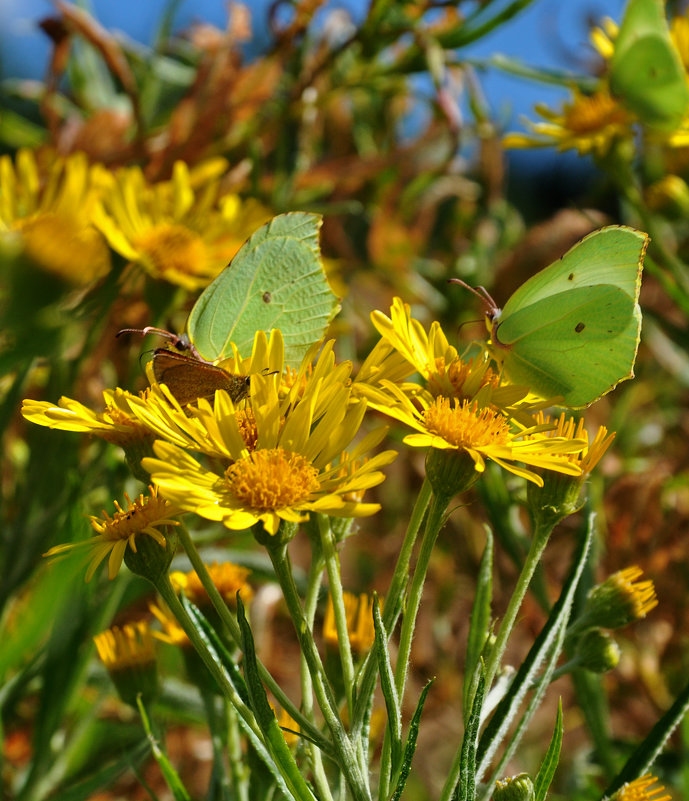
[495,285,641,407]
[500,227,647,319]
[153,350,249,406]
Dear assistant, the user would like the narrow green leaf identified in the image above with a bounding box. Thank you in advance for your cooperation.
[372,593,402,772]
[137,697,192,801]
[458,668,485,801]
[463,527,493,719]
[476,514,595,779]
[534,699,563,801]
[236,595,318,801]
[390,678,435,801]
[187,212,340,365]
[602,676,689,799]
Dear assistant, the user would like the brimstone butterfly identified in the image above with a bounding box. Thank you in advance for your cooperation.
[609,0,689,132]
[452,226,649,408]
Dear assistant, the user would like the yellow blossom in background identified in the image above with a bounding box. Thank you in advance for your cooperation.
[44,486,180,581]
[142,368,396,535]
[367,381,584,486]
[582,566,659,630]
[323,592,379,656]
[531,412,615,475]
[611,775,671,801]
[93,159,271,289]
[150,599,190,647]
[503,87,634,157]
[0,148,110,284]
[170,562,254,609]
[94,621,156,672]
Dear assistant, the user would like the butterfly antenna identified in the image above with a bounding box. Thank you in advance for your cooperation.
[448,278,500,318]
[116,327,200,358]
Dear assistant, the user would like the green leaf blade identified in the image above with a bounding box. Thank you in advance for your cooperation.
[534,699,563,801]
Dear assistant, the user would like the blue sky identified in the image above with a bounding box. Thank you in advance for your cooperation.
[0,0,626,128]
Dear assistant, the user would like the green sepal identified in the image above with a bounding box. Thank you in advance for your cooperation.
[390,678,435,801]
[533,699,563,801]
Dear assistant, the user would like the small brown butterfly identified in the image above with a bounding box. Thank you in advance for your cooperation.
[117,327,251,405]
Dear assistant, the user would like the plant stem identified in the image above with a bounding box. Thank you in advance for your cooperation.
[352,477,432,735]
[176,523,329,752]
[378,490,449,799]
[482,519,555,694]
[318,514,356,717]
[266,538,372,801]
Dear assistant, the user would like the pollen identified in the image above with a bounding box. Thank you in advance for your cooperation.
[424,398,511,449]
[225,448,321,511]
[89,485,179,545]
[134,223,206,279]
[564,90,629,134]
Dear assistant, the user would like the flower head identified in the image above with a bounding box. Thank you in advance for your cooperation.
[579,566,658,631]
[323,592,379,657]
[368,384,583,488]
[170,562,253,609]
[142,363,395,535]
[0,149,110,284]
[44,486,180,581]
[94,621,158,706]
[503,87,634,157]
[611,775,671,801]
[93,159,271,289]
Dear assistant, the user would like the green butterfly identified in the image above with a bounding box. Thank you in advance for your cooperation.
[454,226,649,408]
[610,0,689,132]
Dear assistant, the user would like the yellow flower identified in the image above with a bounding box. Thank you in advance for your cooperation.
[581,566,658,630]
[323,592,379,656]
[611,775,671,801]
[94,621,156,672]
[44,486,180,581]
[0,148,110,284]
[368,383,584,487]
[503,87,634,156]
[93,159,271,289]
[142,369,396,535]
[532,412,615,474]
[150,599,189,647]
[170,562,253,608]
[94,621,158,706]
[360,298,539,422]
[22,388,152,448]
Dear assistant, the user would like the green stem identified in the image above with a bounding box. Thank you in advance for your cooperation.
[318,514,356,717]
[482,519,555,694]
[302,521,336,801]
[266,538,372,801]
[352,477,432,735]
[379,491,450,800]
[176,523,329,753]
[226,703,250,801]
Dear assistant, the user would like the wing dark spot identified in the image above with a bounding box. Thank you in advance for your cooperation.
[263,291,272,303]
[568,273,574,281]
[575,322,585,333]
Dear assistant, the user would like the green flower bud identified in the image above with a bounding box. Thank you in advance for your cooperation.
[574,628,621,674]
[493,773,535,801]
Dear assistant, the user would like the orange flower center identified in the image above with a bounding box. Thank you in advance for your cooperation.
[225,448,320,511]
[564,91,629,134]
[423,398,510,449]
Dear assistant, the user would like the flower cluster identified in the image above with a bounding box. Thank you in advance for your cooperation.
[0,149,270,290]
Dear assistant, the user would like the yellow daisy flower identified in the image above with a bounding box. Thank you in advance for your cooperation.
[503,86,634,157]
[323,592,379,656]
[361,298,537,420]
[142,371,396,535]
[611,775,670,801]
[0,148,110,284]
[170,561,254,609]
[94,621,158,706]
[150,599,190,647]
[44,486,180,581]
[21,388,152,448]
[531,411,615,474]
[368,382,584,486]
[93,159,271,289]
